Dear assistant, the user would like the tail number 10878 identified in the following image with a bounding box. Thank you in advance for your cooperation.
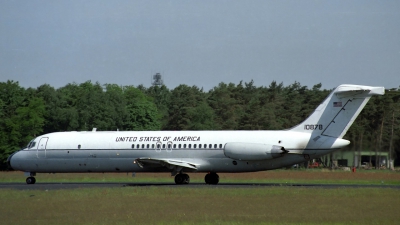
[304,124,323,130]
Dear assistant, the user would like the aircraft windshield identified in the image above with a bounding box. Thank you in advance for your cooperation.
[26,140,36,149]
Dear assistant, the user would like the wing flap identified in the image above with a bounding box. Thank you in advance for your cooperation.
[135,158,198,175]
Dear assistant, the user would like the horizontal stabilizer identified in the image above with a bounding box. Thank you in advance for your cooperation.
[335,85,384,98]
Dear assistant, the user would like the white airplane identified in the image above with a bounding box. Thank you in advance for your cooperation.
[8,84,384,185]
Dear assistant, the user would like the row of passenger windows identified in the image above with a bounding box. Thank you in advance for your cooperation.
[131,143,223,149]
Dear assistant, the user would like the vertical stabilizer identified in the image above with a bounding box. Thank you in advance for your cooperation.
[290,84,384,138]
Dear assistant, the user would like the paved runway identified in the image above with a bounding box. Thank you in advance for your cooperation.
[1,182,399,190]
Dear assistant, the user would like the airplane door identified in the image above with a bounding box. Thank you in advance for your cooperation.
[37,137,48,158]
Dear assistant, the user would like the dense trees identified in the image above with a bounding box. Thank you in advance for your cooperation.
[0,80,399,167]
[0,81,45,163]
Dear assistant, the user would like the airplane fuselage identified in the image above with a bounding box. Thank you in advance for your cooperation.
[10,130,348,173]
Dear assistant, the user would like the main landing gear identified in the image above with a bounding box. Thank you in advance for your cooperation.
[204,172,219,185]
[174,173,190,184]
[174,172,220,185]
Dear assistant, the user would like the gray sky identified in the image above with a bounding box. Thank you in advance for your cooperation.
[1,0,399,91]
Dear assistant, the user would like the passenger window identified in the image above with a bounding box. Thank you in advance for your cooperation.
[152,144,155,148]
[188,144,191,148]
[137,144,140,149]
[132,144,135,149]
[184,144,186,148]
[179,144,181,149]
[199,144,202,148]
[162,144,166,149]
[168,144,171,148]
[209,144,212,148]
[219,144,222,148]
[147,144,150,149]
[214,144,217,148]
[142,144,145,149]
[173,144,176,148]
[194,144,197,148]
[157,144,161,149]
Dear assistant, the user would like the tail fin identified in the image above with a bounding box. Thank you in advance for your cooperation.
[290,84,384,138]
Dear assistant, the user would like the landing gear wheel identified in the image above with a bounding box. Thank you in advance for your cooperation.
[175,174,184,184]
[204,172,219,185]
[205,174,211,184]
[175,174,190,185]
[183,174,190,184]
[26,177,36,184]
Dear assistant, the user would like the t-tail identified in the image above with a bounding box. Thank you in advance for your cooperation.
[290,84,384,150]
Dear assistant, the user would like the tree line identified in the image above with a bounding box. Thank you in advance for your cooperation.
[1,80,399,166]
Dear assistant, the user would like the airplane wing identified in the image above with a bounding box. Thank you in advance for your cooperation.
[135,158,198,176]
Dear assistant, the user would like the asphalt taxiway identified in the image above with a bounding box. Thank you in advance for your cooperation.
[1,182,399,190]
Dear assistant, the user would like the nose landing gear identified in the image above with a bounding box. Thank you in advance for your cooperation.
[25,172,36,184]
[26,177,36,184]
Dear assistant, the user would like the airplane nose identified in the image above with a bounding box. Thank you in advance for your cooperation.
[7,151,19,170]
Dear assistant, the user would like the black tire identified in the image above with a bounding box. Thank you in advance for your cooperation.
[26,177,35,185]
[204,173,211,184]
[211,173,219,185]
[206,172,219,185]
[174,174,184,184]
[183,174,190,184]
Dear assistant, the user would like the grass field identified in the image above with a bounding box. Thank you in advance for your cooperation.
[1,170,400,224]
[1,186,399,225]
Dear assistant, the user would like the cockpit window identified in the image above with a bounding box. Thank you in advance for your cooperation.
[27,140,36,149]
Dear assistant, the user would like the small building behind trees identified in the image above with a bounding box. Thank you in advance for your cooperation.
[327,149,391,169]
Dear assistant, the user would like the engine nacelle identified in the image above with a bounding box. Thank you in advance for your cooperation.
[224,142,287,161]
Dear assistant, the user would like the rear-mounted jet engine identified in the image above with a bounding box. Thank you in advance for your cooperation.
[224,142,288,161]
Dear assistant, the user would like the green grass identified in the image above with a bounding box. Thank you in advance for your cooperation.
[1,187,399,225]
